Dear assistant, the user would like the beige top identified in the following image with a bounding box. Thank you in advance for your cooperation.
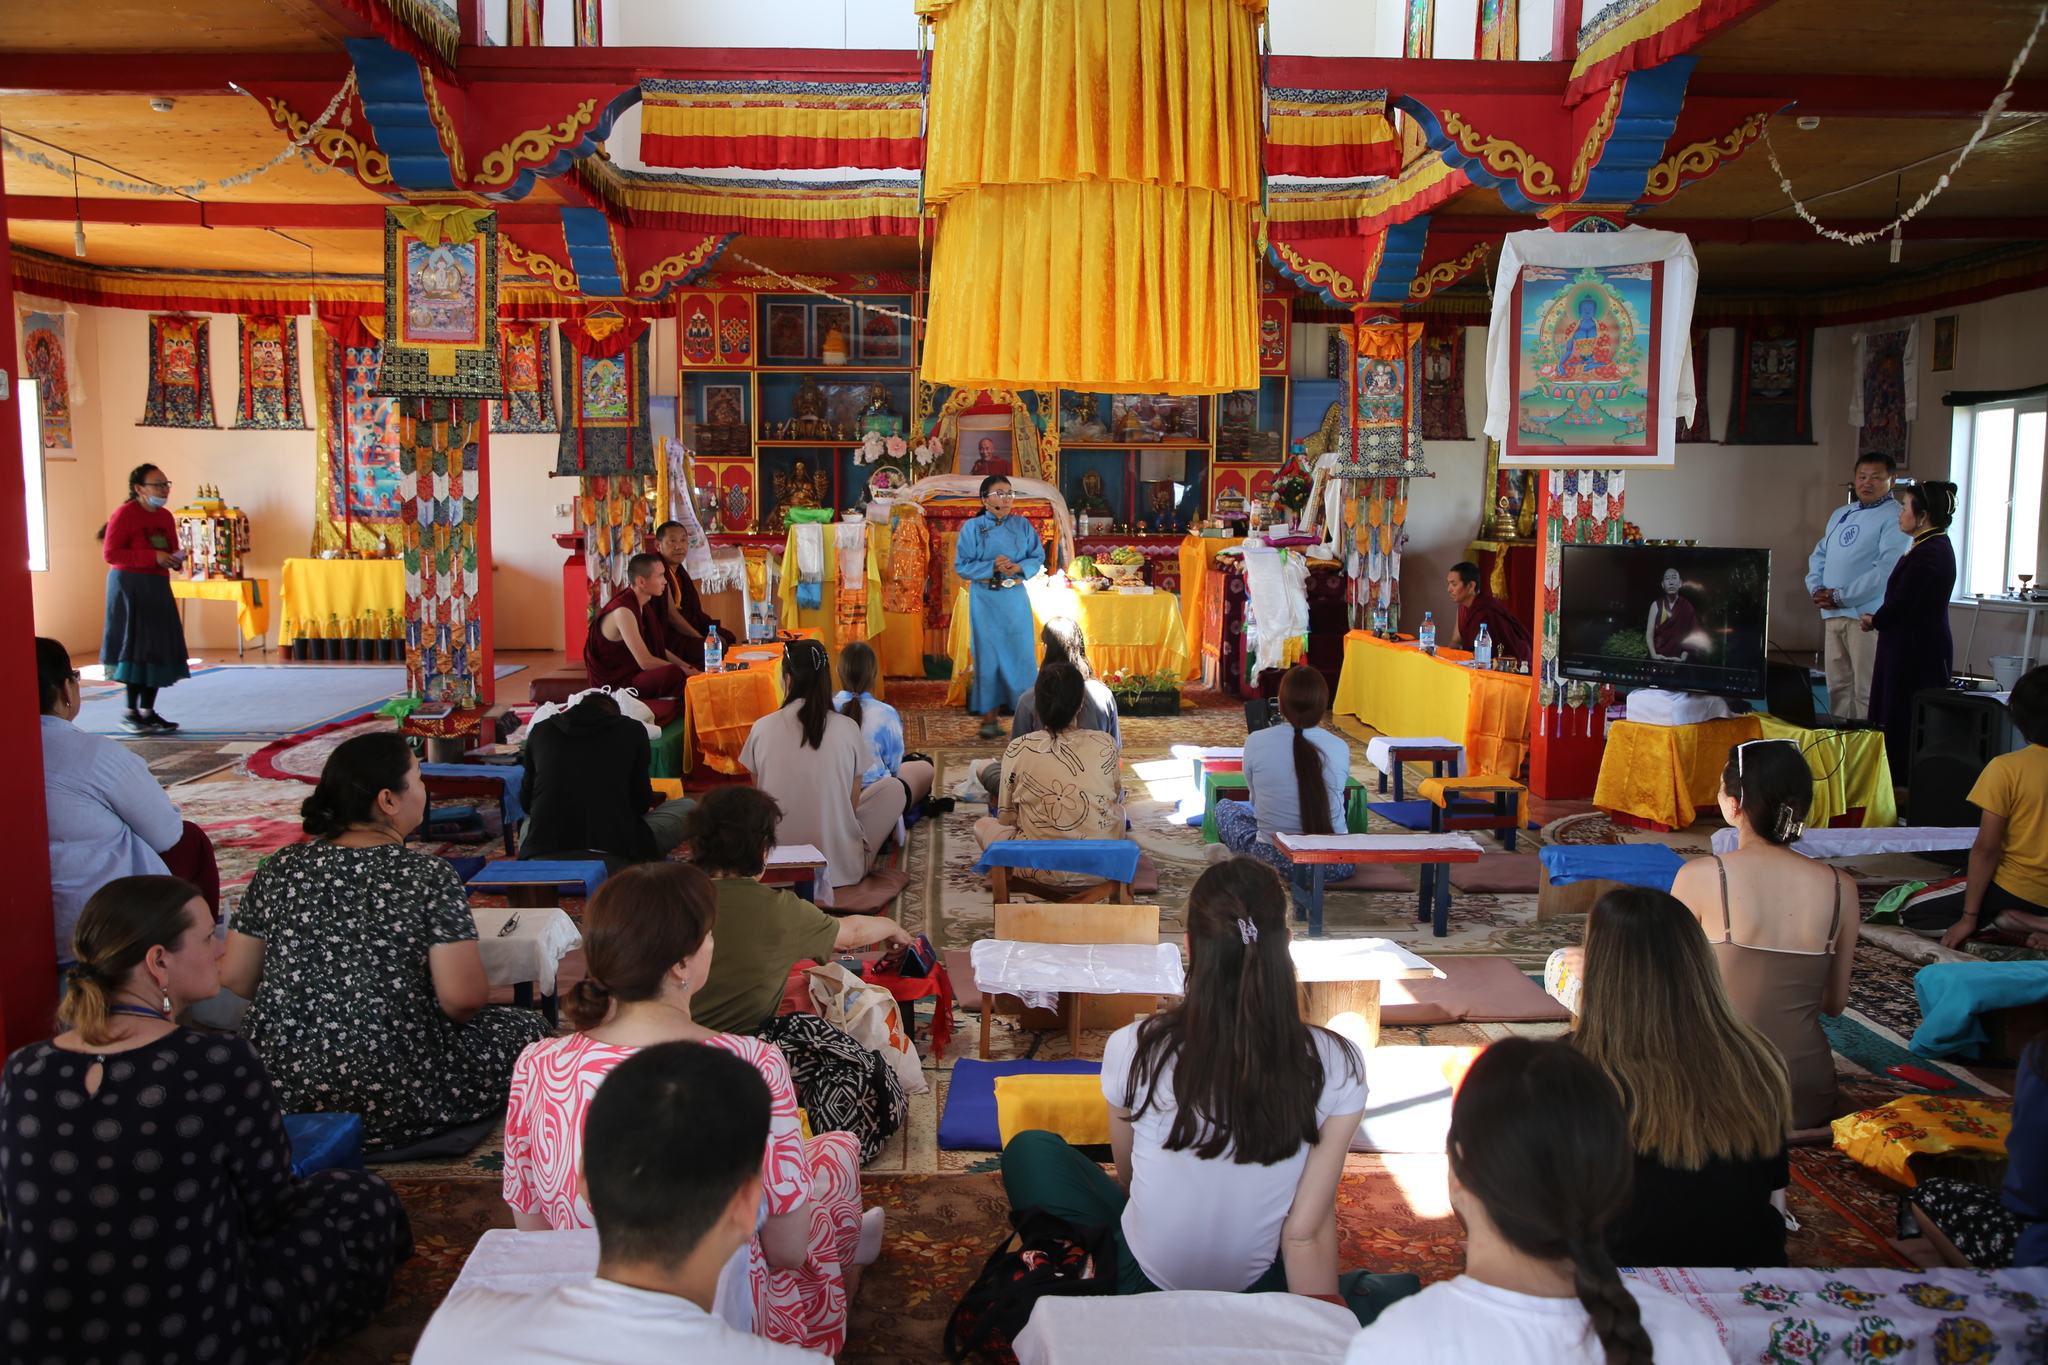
[990,728,1127,886]
[739,706,869,889]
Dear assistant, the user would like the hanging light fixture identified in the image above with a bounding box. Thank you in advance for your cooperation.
[71,153,86,257]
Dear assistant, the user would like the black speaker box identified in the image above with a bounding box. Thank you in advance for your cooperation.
[1908,689,2020,828]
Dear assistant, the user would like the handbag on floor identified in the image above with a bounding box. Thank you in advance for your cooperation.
[756,1012,906,1164]
[943,1207,1117,1365]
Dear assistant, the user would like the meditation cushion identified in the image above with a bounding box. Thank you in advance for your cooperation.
[1378,956,1571,1025]
[996,1074,1112,1147]
[939,1059,1101,1151]
[823,867,913,912]
[527,666,592,706]
[1447,852,1542,893]
[284,1113,364,1177]
[1366,799,1435,830]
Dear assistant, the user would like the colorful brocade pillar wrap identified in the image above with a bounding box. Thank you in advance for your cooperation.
[233,315,308,430]
[917,0,1265,395]
[578,473,654,629]
[399,398,483,707]
[1537,468,1626,705]
[507,0,541,44]
[142,315,217,428]
[1476,0,1517,59]
[1344,478,1408,626]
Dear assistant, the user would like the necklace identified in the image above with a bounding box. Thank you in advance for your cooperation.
[108,1003,171,1021]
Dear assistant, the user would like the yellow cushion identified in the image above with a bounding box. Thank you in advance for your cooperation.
[996,1075,1112,1148]
[650,777,685,802]
[1418,774,1525,808]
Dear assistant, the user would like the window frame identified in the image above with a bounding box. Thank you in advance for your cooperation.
[1949,393,2048,605]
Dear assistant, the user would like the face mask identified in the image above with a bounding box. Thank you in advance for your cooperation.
[142,495,168,509]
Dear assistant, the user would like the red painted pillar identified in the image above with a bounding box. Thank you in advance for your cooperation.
[0,138,59,1053]
[1527,472,1611,799]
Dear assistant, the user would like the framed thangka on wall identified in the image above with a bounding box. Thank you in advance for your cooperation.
[378,207,503,398]
[1506,261,1661,462]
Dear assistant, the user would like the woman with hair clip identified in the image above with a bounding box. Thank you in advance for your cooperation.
[1344,1037,1726,1364]
[98,461,190,732]
[1216,663,1355,884]
[222,732,553,1153]
[1861,480,1959,781]
[741,638,893,891]
[1670,738,1858,1133]
[833,639,936,820]
[1001,857,1370,1301]
[2,875,413,1364]
[502,862,885,1354]
[1572,886,1795,1268]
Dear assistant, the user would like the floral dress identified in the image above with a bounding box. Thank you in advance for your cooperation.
[234,841,554,1152]
[503,1031,864,1355]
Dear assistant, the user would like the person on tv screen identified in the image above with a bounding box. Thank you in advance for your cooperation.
[1645,568,1706,663]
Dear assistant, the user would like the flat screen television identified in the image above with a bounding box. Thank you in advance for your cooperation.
[1557,545,1771,697]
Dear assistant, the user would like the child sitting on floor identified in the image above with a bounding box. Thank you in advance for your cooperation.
[1943,665,2048,950]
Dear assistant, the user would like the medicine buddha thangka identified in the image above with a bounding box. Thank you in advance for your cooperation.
[1514,263,1655,450]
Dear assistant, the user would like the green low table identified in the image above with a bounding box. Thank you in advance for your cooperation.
[1200,771,1372,843]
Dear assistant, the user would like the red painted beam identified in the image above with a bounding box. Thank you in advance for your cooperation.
[4,196,563,228]
[454,45,925,83]
[1269,55,1570,96]
[0,52,351,96]
[1427,216,2048,242]
[1690,72,2048,119]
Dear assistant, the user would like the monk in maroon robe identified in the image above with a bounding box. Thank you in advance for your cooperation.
[1646,568,1705,661]
[585,553,693,697]
[1447,562,1532,661]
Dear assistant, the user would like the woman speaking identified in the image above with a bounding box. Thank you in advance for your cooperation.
[99,463,189,732]
[1861,481,1959,780]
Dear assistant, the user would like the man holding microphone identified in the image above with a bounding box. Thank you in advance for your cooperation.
[1806,454,1913,720]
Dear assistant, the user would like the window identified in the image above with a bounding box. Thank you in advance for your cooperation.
[17,378,47,573]
[1953,395,2046,599]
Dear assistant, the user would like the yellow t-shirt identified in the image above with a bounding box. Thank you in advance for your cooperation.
[1967,743,2048,906]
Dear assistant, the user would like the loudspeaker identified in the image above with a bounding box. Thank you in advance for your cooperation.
[1908,689,2020,828]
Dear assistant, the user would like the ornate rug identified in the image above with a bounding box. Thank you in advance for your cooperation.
[114,737,244,786]
[1849,943,1927,1039]
[246,715,397,783]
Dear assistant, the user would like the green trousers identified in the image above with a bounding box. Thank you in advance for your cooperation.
[998,1130,1420,1321]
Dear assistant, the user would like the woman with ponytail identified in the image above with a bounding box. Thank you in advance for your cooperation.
[1001,857,1367,1298]
[1344,1038,1725,1364]
[741,638,888,890]
[222,732,552,1152]
[3,876,411,1363]
[502,862,883,1354]
[1671,739,1856,1133]
[1217,664,1356,884]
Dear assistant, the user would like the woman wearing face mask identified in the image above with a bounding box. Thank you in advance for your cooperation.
[97,462,190,733]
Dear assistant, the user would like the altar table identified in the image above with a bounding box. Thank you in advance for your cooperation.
[1593,714,1896,830]
[680,641,788,774]
[277,559,403,646]
[1332,633,1533,782]
[943,582,1191,707]
[170,576,269,647]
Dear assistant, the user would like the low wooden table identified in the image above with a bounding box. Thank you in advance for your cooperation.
[1273,832,1485,937]
[762,844,828,904]
[1290,938,1440,1049]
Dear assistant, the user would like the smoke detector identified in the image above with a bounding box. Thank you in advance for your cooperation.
[151,97,176,113]
[1796,116,1821,131]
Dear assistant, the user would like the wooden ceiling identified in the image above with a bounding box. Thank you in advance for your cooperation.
[6,0,345,52]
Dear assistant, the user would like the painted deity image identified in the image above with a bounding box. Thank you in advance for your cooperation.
[401,239,481,345]
[1514,262,1655,450]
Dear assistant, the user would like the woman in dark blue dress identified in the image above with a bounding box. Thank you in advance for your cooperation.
[1862,481,1959,781]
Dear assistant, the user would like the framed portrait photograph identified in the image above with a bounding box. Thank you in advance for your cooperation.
[857,307,905,361]
[765,303,809,360]
[813,305,852,359]
[702,384,746,427]
[962,428,1014,477]
[1108,393,1201,442]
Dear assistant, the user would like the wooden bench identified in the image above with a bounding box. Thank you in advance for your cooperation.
[1420,775,1526,853]
[1273,832,1485,937]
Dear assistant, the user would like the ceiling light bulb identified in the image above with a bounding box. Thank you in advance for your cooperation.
[151,97,176,113]
[1796,116,1821,131]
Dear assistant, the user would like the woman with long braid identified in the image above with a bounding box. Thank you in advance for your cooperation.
[1345,1037,1725,1364]
[1216,664,1355,884]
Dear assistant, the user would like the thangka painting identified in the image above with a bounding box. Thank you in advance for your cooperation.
[378,207,503,398]
[557,319,655,476]
[233,315,308,429]
[312,328,405,556]
[494,320,557,433]
[19,309,72,449]
[1417,322,1468,441]
[1405,0,1435,56]
[142,315,217,428]
[1340,321,1429,477]
[1726,325,1814,445]
[1505,262,1660,462]
[1856,326,1912,468]
[1676,328,1712,443]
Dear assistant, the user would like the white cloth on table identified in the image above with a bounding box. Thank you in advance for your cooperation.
[1016,1290,1360,1365]
[42,714,184,964]
[1624,1266,2048,1364]
[970,941,1184,998]
[1363,736,1463,779]
[793,522,825,581]
[1708,825,1979,857]
[833,521,866,592]
[699,543,748,595]
[470,907,582,995]
[433,1227,753,1338]
[1241,544,1309,678]
[1623,689,1736,726]
[1289,937,1441,983]
[1345,1275,1727,1365]
[1103,1023,1367,1292]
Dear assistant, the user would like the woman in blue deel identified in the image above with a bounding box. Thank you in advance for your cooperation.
[955,474,1045,740]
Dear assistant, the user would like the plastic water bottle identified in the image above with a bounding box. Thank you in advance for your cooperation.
[1419,611,1437,655]
[703,631,724,673]
[1372,601,1389,638]
[1474,624,1493,669]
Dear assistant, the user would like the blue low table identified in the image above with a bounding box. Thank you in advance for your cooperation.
[974,839,1141,904]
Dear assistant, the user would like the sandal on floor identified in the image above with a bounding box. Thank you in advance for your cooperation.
[977,721,1002,740]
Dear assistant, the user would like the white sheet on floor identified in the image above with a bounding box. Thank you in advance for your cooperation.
[1708,826,1978,857]
[971,941,1185,997]
[1016,1290,1359,1365]
[1290,937,1441,983]
[450,1228,753,1333]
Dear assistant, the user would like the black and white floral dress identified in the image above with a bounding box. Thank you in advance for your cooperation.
[0,1030,413,1364]
[234,842,553,1152]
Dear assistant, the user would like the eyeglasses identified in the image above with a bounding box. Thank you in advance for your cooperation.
[140,480,172,490]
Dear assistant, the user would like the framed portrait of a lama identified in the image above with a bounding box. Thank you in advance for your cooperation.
[1505,261,1662,464]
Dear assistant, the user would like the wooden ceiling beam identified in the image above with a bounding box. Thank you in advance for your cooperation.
[0,53,351,96]
[4,196,562,228]
[1428,215,2048,242]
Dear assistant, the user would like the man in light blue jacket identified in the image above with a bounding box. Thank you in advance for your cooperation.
[1806,454,1914,719]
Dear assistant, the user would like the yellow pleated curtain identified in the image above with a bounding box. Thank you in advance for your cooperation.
[918,0,1266,395]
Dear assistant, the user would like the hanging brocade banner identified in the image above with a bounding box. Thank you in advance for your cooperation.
[233,315,308,429]
[557,310,655,476]
[378,206,504,399]
[1346,477,1410,626]
[495,319,557,433]
[577,473,653,627]
[1417,321,1468,442]
[141,315,217,428]
[312,322,405,556]
[1726,324,1814,446]
[1476,0,1517,59]
[399,397,483,707]
[1851,321,1917,468]
[1340,319,1429,478]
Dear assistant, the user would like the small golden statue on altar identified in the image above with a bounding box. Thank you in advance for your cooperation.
[771,459,830,523]
[791,375,828,440]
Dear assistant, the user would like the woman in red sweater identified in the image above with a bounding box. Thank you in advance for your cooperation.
[99,463,190,732]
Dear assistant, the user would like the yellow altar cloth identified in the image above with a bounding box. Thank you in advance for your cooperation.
[943,582,1191,707]
[277,559,403,646]
[170,577,269,643]
[1332,632,1534,784]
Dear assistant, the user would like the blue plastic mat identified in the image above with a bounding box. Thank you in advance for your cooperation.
[939,1058,1103,1151]
[973,839,1141,882]
[1367,799,1436,830]
[284,1112,364,1176]
[78,663,527,737]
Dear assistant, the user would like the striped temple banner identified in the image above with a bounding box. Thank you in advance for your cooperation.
[638,78,925,172]
[1265,87,1401,179]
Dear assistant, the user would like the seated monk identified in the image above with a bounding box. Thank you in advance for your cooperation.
[586,552,695,699]
[653,520,737,669]
[1446,562,1532,661]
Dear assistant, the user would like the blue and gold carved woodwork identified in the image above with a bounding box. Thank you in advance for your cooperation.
[1565,57,1698,207]
[1366,220,1434,305]
[347,38,459,193]
[1408,241,1493,303]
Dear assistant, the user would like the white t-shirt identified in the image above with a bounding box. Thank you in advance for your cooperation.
[1101,1022,1367,1292]
[413,1277,815,1365]
[1343,1275,1728,1365]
